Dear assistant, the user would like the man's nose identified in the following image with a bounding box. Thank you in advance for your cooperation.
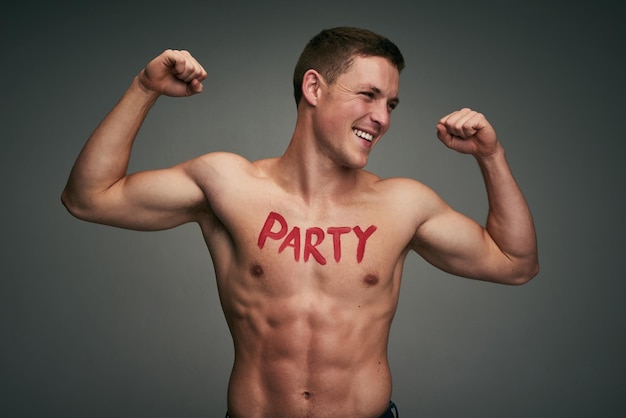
[370,101,391,129]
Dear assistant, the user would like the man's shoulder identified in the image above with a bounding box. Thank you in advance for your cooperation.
[372,175,435,197]
[188,152,273,179]
[369,175,448,217]
[182,152,278,205]
[193,151,255,168]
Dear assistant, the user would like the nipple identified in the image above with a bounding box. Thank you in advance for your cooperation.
[363,273,379,287]
[250,263,264,278]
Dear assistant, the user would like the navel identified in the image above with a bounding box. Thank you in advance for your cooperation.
[362,273,379,287]
[302,391,311,400]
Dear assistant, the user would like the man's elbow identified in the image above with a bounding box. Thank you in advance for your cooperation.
[506,259,540,286]
[61,188,82,219]
[61,188,98,222]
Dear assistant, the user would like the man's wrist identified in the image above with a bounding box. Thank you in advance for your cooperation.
[132,74,161,103]
[474,143,505,164]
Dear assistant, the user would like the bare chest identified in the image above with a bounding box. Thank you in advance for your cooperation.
[211,201,411,296]
[256,210,378,266]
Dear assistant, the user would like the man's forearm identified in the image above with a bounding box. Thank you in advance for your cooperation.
[477,146,539,280]
[62,77,159,210]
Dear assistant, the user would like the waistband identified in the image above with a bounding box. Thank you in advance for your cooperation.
[225,400,398,417]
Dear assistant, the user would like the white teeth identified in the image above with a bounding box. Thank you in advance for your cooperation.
[353,129,373,142]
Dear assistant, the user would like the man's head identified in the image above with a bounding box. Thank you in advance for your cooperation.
[293,27,405,107]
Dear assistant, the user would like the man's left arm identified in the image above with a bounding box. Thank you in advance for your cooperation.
[414,108,539,285]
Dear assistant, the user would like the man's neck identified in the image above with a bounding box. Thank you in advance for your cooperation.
[272,133,362,204]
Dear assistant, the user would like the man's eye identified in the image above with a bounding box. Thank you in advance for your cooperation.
[360,92,374,99]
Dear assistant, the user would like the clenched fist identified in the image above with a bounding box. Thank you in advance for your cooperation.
[436,108,500,158]
[138,49,208,97]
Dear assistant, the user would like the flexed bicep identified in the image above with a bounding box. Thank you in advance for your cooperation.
[412,201,521,284]
[62,49,210,230]
[65,159,208,231]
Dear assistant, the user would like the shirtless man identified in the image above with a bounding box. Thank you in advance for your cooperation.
[62,27,538,418]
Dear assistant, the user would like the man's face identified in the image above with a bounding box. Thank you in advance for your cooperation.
[314,55,400,169]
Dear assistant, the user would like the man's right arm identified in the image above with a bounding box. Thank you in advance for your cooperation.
[61,50,209,230]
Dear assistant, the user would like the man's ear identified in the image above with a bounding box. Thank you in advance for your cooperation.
[301,69,324,106]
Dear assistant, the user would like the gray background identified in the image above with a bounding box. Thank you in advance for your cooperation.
[2,0,624,416]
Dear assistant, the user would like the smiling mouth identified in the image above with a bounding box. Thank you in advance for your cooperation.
[353,128,374,142]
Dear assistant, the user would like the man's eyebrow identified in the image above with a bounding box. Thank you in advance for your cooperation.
[359,84,382,94]
[360,84,400,105]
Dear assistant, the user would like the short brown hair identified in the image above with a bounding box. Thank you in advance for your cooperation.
[293,27,405,106]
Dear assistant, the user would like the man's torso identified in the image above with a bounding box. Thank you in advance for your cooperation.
[192,153,423,417]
